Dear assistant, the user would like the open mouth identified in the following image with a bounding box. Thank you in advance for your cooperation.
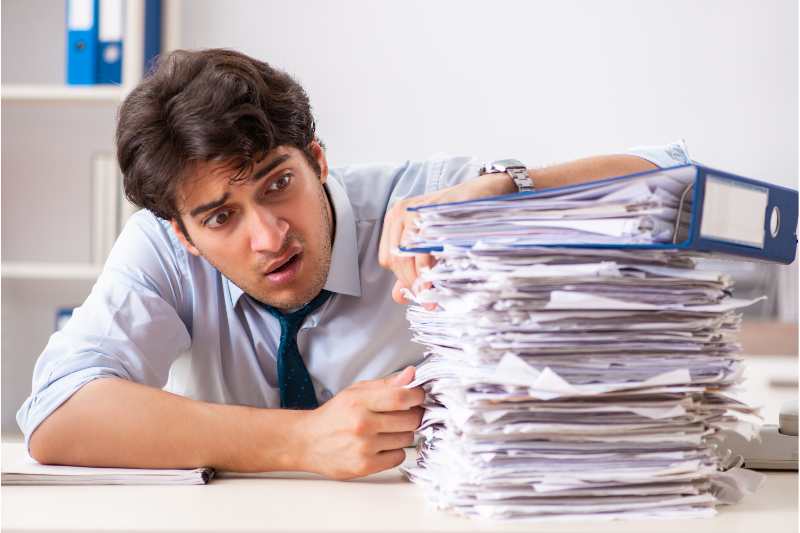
[267,252,300,275]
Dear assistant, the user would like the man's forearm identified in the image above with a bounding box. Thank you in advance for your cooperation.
[28,377,307,472]
[531,154,658,191]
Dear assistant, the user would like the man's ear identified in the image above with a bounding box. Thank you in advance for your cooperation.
[310,140,329,185]
[170,219,201,257]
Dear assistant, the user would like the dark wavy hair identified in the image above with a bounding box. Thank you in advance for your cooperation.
[116,48,320,230]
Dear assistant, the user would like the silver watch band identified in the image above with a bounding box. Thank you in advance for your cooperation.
[506,166,534,193]
[480,159,534,193]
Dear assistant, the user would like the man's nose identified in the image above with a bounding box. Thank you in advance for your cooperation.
[248,209,289,254]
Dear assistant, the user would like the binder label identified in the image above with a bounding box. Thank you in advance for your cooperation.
[68,0,94,30]
[700,176,769,248]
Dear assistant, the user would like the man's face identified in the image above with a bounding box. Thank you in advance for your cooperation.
[172,143,333,310]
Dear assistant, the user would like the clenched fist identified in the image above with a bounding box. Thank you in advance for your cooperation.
[298,366,425,480]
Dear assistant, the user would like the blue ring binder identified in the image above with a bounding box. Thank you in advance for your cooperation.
[401,164,798,265]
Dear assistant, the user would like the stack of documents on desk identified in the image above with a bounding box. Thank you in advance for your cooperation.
[402,223,763,519]
[1,443,214,485]
[403,168,694,250]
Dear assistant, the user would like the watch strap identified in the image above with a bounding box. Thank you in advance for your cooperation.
[480,159,534,193]
[506,166,534,193]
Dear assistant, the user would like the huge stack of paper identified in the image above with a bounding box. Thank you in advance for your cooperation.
[402,170,763,521]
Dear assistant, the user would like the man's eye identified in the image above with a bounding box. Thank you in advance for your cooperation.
[268,173,292,192]
[205,211,231,228]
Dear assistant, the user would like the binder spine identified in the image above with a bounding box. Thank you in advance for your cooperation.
[690,168,798,265]
[143,0,162,76]
[66,0,99,85]
[96,0,124,84]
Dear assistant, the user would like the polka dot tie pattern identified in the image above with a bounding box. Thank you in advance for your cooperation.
[261,290,332,409]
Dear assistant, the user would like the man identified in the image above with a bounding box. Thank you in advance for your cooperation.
[17,49,689,480]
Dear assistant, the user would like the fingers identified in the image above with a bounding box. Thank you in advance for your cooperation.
[373,449,407,472]
[413,253,435,286]
[353,366,416,389]
[378,201,407,270]
[389,366,416,386]
[346,368,425,416]
[390,252,434,304]
[374,431,415,452]
[363,386,425,412]
[392,280,409,305]
[372,407,424,433]
[395,255,420,296]
[378,200,437,303]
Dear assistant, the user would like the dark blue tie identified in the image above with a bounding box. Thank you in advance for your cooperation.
[262,290,332,409]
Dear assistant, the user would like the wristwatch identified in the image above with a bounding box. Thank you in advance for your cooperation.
[479,159,534,193]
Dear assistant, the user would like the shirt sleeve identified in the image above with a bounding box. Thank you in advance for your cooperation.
[338,143,689,219]
[16,211,193,451]
[624,139,692,168]
[384,142,690,204]
[385,155,483,207]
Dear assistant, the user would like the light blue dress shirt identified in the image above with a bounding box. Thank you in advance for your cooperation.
[16,142,690,449]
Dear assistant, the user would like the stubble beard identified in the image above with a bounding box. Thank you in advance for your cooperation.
[238,184,333,311]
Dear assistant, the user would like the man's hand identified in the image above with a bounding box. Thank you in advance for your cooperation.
[298,366,425,480]
[378,173,515,305]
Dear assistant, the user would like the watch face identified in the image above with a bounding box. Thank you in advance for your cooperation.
[493,159,525,171]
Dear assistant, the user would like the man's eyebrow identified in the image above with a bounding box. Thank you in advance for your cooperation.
[251,153,292,183]
[190,191,231,218]
[188,154,293,218]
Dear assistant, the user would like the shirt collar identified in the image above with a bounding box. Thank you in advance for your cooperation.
[224,173,361,307]
[320,174,362,297]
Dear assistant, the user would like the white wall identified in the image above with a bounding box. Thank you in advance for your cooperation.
[1,0,797,432]
[177,0,798,188]
[176,0,798,325]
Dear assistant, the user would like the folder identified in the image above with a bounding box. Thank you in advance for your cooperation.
[91,153,120,265]
[402,163,798,265]
[143,0,162,75]
[54,307,75,331]
[66,0,99,85]
[95,0,161,84]
[96,0,123,84]
[681,164,797,264]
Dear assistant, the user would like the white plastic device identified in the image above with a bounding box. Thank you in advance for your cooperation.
[719,400,798,470]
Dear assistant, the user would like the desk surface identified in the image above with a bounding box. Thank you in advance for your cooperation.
[3,355,797,532]
[1,442,797,533]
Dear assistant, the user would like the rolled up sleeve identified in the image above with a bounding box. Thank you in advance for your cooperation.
[625,139,692,169]
[379,155,483,209]
[16,211,192,451]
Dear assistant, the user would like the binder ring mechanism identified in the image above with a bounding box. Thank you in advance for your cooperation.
[770,206,781,238]
[673,183,694,244]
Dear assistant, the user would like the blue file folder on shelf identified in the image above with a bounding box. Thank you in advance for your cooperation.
[68,0,161,85]
[401,164,798,264]
[143,0,162,76]
[96,0,123,84]
[66,0,99,85]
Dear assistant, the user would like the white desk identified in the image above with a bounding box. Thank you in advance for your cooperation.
[1,441,796,533]
[4,355,797,532]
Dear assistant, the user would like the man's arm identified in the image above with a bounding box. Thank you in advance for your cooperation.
[29,377,300,471]
[379,153,660,303]
[31,368,424,480]
[22,212,423,480]
[527,154,658,192]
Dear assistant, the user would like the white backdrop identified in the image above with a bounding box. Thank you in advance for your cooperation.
[1,0,797,433]
[178,0,798,188]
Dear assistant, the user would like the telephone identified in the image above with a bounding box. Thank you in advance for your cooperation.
[719,400,798,470]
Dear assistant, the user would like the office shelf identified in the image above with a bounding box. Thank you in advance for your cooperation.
[1,262,102,280]
[1,84,126,103]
